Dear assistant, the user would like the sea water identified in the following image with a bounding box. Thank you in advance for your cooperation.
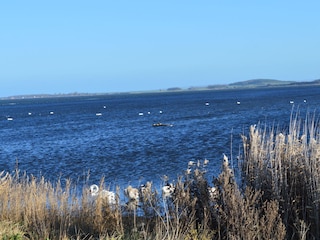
[0,86,319,193]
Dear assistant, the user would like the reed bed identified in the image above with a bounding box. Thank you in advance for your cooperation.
[3,111,320,239]
[0,161,285,239]
[241,112,320,239]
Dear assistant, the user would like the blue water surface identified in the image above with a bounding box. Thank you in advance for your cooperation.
[1,86,319,192]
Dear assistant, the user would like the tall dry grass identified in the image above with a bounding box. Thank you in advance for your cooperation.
[0,168,201,239]
[241,111,320,239]
[0,157,286,239]
[6,111,320,239]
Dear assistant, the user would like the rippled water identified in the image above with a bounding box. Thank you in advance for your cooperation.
[1,86,320,191]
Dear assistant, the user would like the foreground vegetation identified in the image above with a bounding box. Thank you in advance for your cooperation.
[1,112,320,239]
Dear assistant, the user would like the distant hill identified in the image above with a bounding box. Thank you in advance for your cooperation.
[2,79,320,100]
[287,79,320,86]
[229,79,296,88]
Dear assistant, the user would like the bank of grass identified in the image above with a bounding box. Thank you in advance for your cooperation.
[1,112,320,239]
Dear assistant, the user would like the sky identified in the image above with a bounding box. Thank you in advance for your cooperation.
[0,1,319,97]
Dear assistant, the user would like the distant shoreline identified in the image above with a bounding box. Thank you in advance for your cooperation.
[1,78,320,100]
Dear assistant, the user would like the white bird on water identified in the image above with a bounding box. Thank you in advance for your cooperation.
[222,153,234,175]
[208,186,218,200]
[89,184,116,205]
[124,185,140,210]
[203,158,209,166]
[140,182,152,196]
[188,161,195,167]
[223,153,229,167]
[124,185,140,202]
[162,183,175,198]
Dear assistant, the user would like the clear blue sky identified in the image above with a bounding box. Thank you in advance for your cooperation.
[1,1,319,97]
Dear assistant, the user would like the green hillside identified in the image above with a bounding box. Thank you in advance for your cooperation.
[229,79,295,87]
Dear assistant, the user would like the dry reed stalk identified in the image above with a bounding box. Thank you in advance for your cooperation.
[152,198,196,240]
[0,220,25,238]
[216,153,286,239]
[241,111,320,239]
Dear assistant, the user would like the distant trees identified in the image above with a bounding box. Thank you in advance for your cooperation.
[167,87,182,91]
